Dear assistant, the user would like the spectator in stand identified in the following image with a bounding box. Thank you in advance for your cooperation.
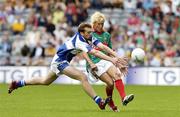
[3,56,14,66]
[4,2,14,14]
[123,0,137,11]
[65,0,78,26]
[0,4,7,31]
[76,0,90,24]
[171,0,180,16]
[164,40,176,66]
[44,42,56,57]
[14,0,25,15]
[149,48,161,67]
[90,0,103,9]
[52,5,65,25]
[11,15,25,35]
[132,31,146,49]
[142,0,154,10]
[127,12,141,33]
[37,12,47,27]
[175,39,180,57]
[136,0,143,9]
[0,32,12,56]
[45,15,55,37]
[29,41,46,66]
[30,41,45,59]
[0,0,179,67]
[27,11,38,28]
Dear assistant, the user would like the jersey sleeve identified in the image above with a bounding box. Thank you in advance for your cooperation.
[76,41,93,52]
[92,37,101,46]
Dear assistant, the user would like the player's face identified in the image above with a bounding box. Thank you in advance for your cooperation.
[93,22,104,32]
[83,27,93,40]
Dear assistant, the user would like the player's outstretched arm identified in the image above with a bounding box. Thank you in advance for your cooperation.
[96,42,118,57]
[81,52,98,71]
[88,49,118,65]
[96,43,128,67]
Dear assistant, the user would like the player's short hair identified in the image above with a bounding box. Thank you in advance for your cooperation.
[91,12,106,25]
[78,23,92,32]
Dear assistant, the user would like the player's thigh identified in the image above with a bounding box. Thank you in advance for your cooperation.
[95,60,113,77]
[62,66,86,81]
[100,73,114,86]
[107,65,122,80]
[44,70,58,84]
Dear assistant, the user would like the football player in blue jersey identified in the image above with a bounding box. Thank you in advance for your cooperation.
[8,23,128,110]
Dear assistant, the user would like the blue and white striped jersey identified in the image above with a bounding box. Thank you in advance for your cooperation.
[56,32,100,62]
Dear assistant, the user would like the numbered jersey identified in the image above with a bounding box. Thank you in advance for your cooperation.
[56,32,100,62]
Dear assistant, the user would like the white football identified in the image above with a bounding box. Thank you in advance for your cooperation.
[131,48,145,62]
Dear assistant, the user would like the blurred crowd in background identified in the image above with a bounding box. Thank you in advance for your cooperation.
[0,0,179,67]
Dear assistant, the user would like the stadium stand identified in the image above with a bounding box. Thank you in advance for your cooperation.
[0,0,179,67]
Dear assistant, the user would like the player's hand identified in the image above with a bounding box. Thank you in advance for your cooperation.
[114,57,128,69]
[90,63,98,72]
[111,57,128,76]
[119,67,128,76]
[111,57,127,68]
[111,57,119,66]
[122,56,129,63]
[89,64,100,79]
[117,57,128,67]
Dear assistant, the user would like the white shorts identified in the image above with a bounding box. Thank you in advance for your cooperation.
[87,60,113,83]
[50,54,70,76]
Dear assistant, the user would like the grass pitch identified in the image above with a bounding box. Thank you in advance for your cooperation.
[0,84,180,117]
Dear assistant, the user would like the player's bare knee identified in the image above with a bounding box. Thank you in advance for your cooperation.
[107,80,114,88]
[79,74,88,83]
[114,74,122,80]
[42,79,51,85]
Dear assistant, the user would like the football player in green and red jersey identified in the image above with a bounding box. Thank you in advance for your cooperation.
[83,12,134,112]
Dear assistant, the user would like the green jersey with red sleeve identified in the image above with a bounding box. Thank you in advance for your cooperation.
[86,31,112,68]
